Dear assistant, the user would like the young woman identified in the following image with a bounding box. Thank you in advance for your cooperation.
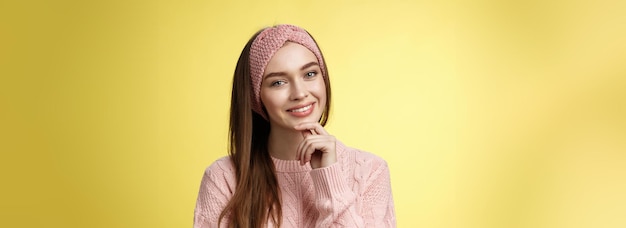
[194,24,396,228]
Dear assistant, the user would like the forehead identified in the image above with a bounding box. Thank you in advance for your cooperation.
[264,42,318,72]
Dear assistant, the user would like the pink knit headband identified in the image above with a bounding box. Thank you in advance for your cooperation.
[249,24,326,120]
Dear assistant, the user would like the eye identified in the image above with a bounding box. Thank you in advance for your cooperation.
[305,71,318,79]
[270,80,286,87]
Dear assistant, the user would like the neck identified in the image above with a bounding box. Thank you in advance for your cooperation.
[267,126,305,160]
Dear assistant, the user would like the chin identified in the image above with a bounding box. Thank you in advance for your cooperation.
[291,114,322,126]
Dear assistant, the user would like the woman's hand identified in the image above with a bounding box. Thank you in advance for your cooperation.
[294,122,337,169]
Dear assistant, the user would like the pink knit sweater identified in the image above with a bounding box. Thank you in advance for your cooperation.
[193,141,396,227]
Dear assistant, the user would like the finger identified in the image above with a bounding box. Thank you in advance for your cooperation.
[296,138,307,165]
[298,129,313,163]
[301,128,312,138]
[300,138,324,165]
[295,122,329,136]
[310,124,328,136]
[304,139,330,161]
[302,141,318,165]
[298,137,315,165]
[294,122,320,132]
[300,145,309,166]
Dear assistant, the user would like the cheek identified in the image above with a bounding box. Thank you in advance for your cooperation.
[260,94,273,110]
[261,90,283,111]
[315,80,326,97]
[314,80,327,103]
[260,91,272,109]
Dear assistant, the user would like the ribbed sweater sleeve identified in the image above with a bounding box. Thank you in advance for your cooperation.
[193,157,235,228]
[309,163,363,227]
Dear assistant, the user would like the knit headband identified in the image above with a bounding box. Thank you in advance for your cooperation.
[249,24,326,120]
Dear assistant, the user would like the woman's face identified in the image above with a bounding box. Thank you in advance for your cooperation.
[260,42,326,131]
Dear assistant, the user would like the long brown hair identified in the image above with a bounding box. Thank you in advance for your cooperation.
[220,27,332,227]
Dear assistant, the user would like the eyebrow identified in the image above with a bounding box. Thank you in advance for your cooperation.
[264,61,320,79]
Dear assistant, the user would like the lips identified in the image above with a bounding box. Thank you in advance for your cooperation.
[287,103,312,112]
[287,102,315,117]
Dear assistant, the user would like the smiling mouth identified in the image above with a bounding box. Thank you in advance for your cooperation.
[287,104,313,113]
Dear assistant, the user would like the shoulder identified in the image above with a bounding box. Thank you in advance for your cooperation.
[202,156,236,182]
[205,156,234,171]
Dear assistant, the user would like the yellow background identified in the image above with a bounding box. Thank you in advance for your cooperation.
[1,0,625,227]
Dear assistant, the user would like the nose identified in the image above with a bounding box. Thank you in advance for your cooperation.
[289,80,309,101]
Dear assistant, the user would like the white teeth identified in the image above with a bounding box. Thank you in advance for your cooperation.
[290,104,311,112]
